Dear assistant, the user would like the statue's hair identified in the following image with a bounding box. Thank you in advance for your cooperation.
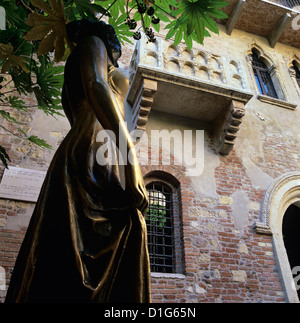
[66,19,122,67]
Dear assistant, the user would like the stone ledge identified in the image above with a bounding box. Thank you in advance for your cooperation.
[257,94,298,110]
[150,272,186,279]
[254,221,273,235]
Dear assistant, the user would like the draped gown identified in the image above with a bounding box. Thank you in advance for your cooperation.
[5,37,151,303]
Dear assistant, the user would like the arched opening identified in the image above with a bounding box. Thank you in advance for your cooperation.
[146,182,175,273]
[246,45,286,101]
[282,204,300,300]
[292,60,300,89]
[255,172,300,302]
[144,170,185,275]
[251,50,278,98]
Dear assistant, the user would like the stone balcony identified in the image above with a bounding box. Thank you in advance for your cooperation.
[127,34,253,155]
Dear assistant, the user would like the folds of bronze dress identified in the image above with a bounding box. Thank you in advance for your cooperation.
[5,20,151,303]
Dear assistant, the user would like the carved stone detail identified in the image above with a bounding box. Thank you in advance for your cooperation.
[127,35,253,152]
[255,171,300,235]
[214,100,245,155]
[128,78,157,132]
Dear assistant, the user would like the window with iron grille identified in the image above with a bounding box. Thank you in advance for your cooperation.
[145,182,175,273]
[251,52,278,98]
[293,61,300,89]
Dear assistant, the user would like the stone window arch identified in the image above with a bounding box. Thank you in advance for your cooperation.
[255,172,300,303]
[144,171,184,274]
[251,50,278,98]
[289,58,300,94]
[246,45,286,101]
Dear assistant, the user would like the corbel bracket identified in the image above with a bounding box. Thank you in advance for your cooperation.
[214,100,246,155]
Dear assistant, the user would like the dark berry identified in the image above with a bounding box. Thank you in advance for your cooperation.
[151,16,160,25]
[147,7,155,16]
[133,31,142,40]
[126,19,137,30]
[148,37,156,43]
[138,3,147,14]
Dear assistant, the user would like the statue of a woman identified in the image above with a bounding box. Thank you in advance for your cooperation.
[5,19,151,303]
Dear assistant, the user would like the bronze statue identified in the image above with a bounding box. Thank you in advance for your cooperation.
[5,19,151,303]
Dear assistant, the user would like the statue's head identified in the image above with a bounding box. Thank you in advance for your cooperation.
[66,19,122,67]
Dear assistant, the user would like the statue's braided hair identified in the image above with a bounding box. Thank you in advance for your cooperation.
[66,19,122,67]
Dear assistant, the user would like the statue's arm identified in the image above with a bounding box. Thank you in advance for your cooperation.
[78,36,148,213]
[78,36,124,140]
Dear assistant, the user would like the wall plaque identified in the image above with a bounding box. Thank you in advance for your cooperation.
[0,167,46,202]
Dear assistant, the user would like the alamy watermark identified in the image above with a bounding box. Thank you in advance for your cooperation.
[96,123,205,177]
[292,266,300,292]
[292,6,300,31]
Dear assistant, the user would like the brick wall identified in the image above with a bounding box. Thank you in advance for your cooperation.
[139,133,287,303]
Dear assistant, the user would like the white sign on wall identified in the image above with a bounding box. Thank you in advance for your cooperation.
[0,6,6,30]
[0,167,47,202]
[0,266,6,291]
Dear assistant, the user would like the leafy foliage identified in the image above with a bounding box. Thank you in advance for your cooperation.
[165,0,229,48]
[0,0,228,168]
[146,204,167,229]
[0,145,10,168]
[24,0,67,62]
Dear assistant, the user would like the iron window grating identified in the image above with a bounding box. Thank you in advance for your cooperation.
[146,182,175,273]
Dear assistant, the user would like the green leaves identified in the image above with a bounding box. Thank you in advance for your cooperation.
[28,135,53,149]
[31,56,64,116]
[146,204,167,229]
[73,0,110,21]
[0,146,10,169]
[108,12,134,45]
[165,0,228,49]
[100,1,134,45]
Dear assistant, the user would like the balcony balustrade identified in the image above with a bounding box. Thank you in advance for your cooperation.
[268,0,300,10]
[127,35,253,155]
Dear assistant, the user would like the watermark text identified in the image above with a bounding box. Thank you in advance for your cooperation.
[292,6,300,31]
[96,123,205,177]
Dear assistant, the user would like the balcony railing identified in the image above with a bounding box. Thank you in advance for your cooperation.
[267,0,300,10]
[127,35,253,155]
[128,34,251,95]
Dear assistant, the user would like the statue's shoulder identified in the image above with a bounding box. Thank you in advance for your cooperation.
[78,35,105,50]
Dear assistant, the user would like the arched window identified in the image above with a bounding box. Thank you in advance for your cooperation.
[144,171,184,274]
[292,61,300,89]
[255,172,300,302]
[146,182,175,273]
[251,51,278,98]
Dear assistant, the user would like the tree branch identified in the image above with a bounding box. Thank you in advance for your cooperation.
[18,0,34,13]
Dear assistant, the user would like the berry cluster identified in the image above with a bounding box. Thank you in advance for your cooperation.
[125,1,160,43]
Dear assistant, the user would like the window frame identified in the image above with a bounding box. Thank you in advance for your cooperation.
[145,182,176,274]
[144,171,185,275]
[251,52,278,99]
